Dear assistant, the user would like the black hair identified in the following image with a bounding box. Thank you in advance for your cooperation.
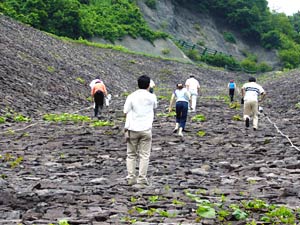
[176,83,183,89]
[138,75,150,89]
[249,77,256,82]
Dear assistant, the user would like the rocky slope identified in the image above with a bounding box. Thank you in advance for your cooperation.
[0,15,300,225]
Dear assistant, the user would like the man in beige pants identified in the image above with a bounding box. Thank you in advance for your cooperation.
[241,77,266,130]
[124,75,157,186]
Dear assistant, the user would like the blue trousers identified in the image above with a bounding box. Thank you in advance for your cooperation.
[176,101,188,129]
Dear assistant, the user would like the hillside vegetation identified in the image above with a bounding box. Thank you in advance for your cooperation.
[1,0,300,70]
[1,15,300,225]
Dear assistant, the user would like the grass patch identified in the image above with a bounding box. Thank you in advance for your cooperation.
[191,114,206,122]
[43,113,91,123]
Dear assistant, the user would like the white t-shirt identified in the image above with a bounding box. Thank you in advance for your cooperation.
[242,82,265,101]
[185,77,200,94]
[89,79,102,89]
[124,89,158,131]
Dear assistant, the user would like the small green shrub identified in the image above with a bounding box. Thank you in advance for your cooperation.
[223,32,236,43]
[145,0,157,9]
[191,114,206,122]
[229,102,241,109]
[197,130,206,137]
[161,48,170,55]
[232,115,242,121]
[157,112,176,117]
[295,102,300,109]
[13,114,31,122]
[187,49,201,61]
[76,77,85,84]
[91,120,114,127]
[0,116,6,123]
[43,113,91,123]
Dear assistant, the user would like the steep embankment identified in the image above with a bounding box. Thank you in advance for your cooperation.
[137,0,279,67]
[0,15,300,225]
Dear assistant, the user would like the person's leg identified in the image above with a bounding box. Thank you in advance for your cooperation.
[94,98,99,117]
[252,101,259,129]
[191,94,197,111]
[243,101,252,127]
[175,102,182,124]
[137,130,152,184]
[126,131,139,184]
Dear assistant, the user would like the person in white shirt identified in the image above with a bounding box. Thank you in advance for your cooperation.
[185,75,200,112]
[89,77,102,89]
[241,77,266,130]
[123,75,157,186]
[168,83,191,137]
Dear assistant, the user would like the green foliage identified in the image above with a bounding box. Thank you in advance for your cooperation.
[265,206,296,224]
[161,48,170,55]
[261,30,282,49]
[232,115,242,121]
[43,113,91,123]
[202,54,239,68]
[0,0,167,42]
[191,114,206,122]
[58,219,70,225]
[76,77,85,84]
[196,205,216,219]
[186,49,201,61]
[145,0,156,9]
[197,130,206,137]
[0,116,6,123]
[91,120,114,127]
[223,31,236,43]
[148,195,159,203]
[240,58,257,72]
[279,48,300,69]
[13,114,31,122]
[295,102,300,109]
[257,62,272,72]
[229,102,240,109]
[156,112,176,117]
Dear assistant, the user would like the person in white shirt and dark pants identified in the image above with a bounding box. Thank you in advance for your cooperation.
[241,77,266,130]
[123,75,158,186]
[185,75,200,112]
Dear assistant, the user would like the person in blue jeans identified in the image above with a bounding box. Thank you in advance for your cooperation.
[228,79,236,102]
[168,83,191,137]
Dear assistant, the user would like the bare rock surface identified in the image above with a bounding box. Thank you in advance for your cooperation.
[0,15,300,224]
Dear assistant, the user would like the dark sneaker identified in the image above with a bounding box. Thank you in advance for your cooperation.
[245,117,250,128]
[253,128,257,131]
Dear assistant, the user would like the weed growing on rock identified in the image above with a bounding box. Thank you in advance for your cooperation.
[295,102,300,109]
[0,116,6,123]
[197,130,206,137]
[191,114,206,122]
[76,77,85,84]
[91,120,114,127]
[43,113,91,123]
[233,114,242,121]
[157,112,176,117]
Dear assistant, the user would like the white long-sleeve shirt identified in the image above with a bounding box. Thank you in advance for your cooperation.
[124,89,157,131]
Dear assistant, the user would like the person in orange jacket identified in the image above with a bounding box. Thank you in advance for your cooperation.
[91,80,108,118]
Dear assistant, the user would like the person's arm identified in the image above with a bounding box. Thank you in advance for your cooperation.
[91,87,95,97]
[241,87,245,97]
[260,92,266,102]
[168,94,175,112]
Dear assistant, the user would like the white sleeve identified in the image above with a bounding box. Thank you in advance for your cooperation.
[123,96,132,114]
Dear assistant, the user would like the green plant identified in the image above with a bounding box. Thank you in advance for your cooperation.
[91,120,114,127]
[223,31,236,43]
[295,102,300,109]
[10,156,23,169]
[232,115,242,121]
[196,205,216,219]
[0,116,6,123]
[47,66,55,73]
[191,114,206,122]
[172,199,185,206]
[148,195,159,203]
[197,130,206,137]
[13,114,31,122]
[43,113,91,123]
[156,112,176,117]
[76,77,85,84]
[145,0,157,9]
[161,48,170,55]
[58,219,70,225]
[229,101,240,109]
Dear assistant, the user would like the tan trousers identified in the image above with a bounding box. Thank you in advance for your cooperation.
[243,100,259,129]
[126,130,152,184]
